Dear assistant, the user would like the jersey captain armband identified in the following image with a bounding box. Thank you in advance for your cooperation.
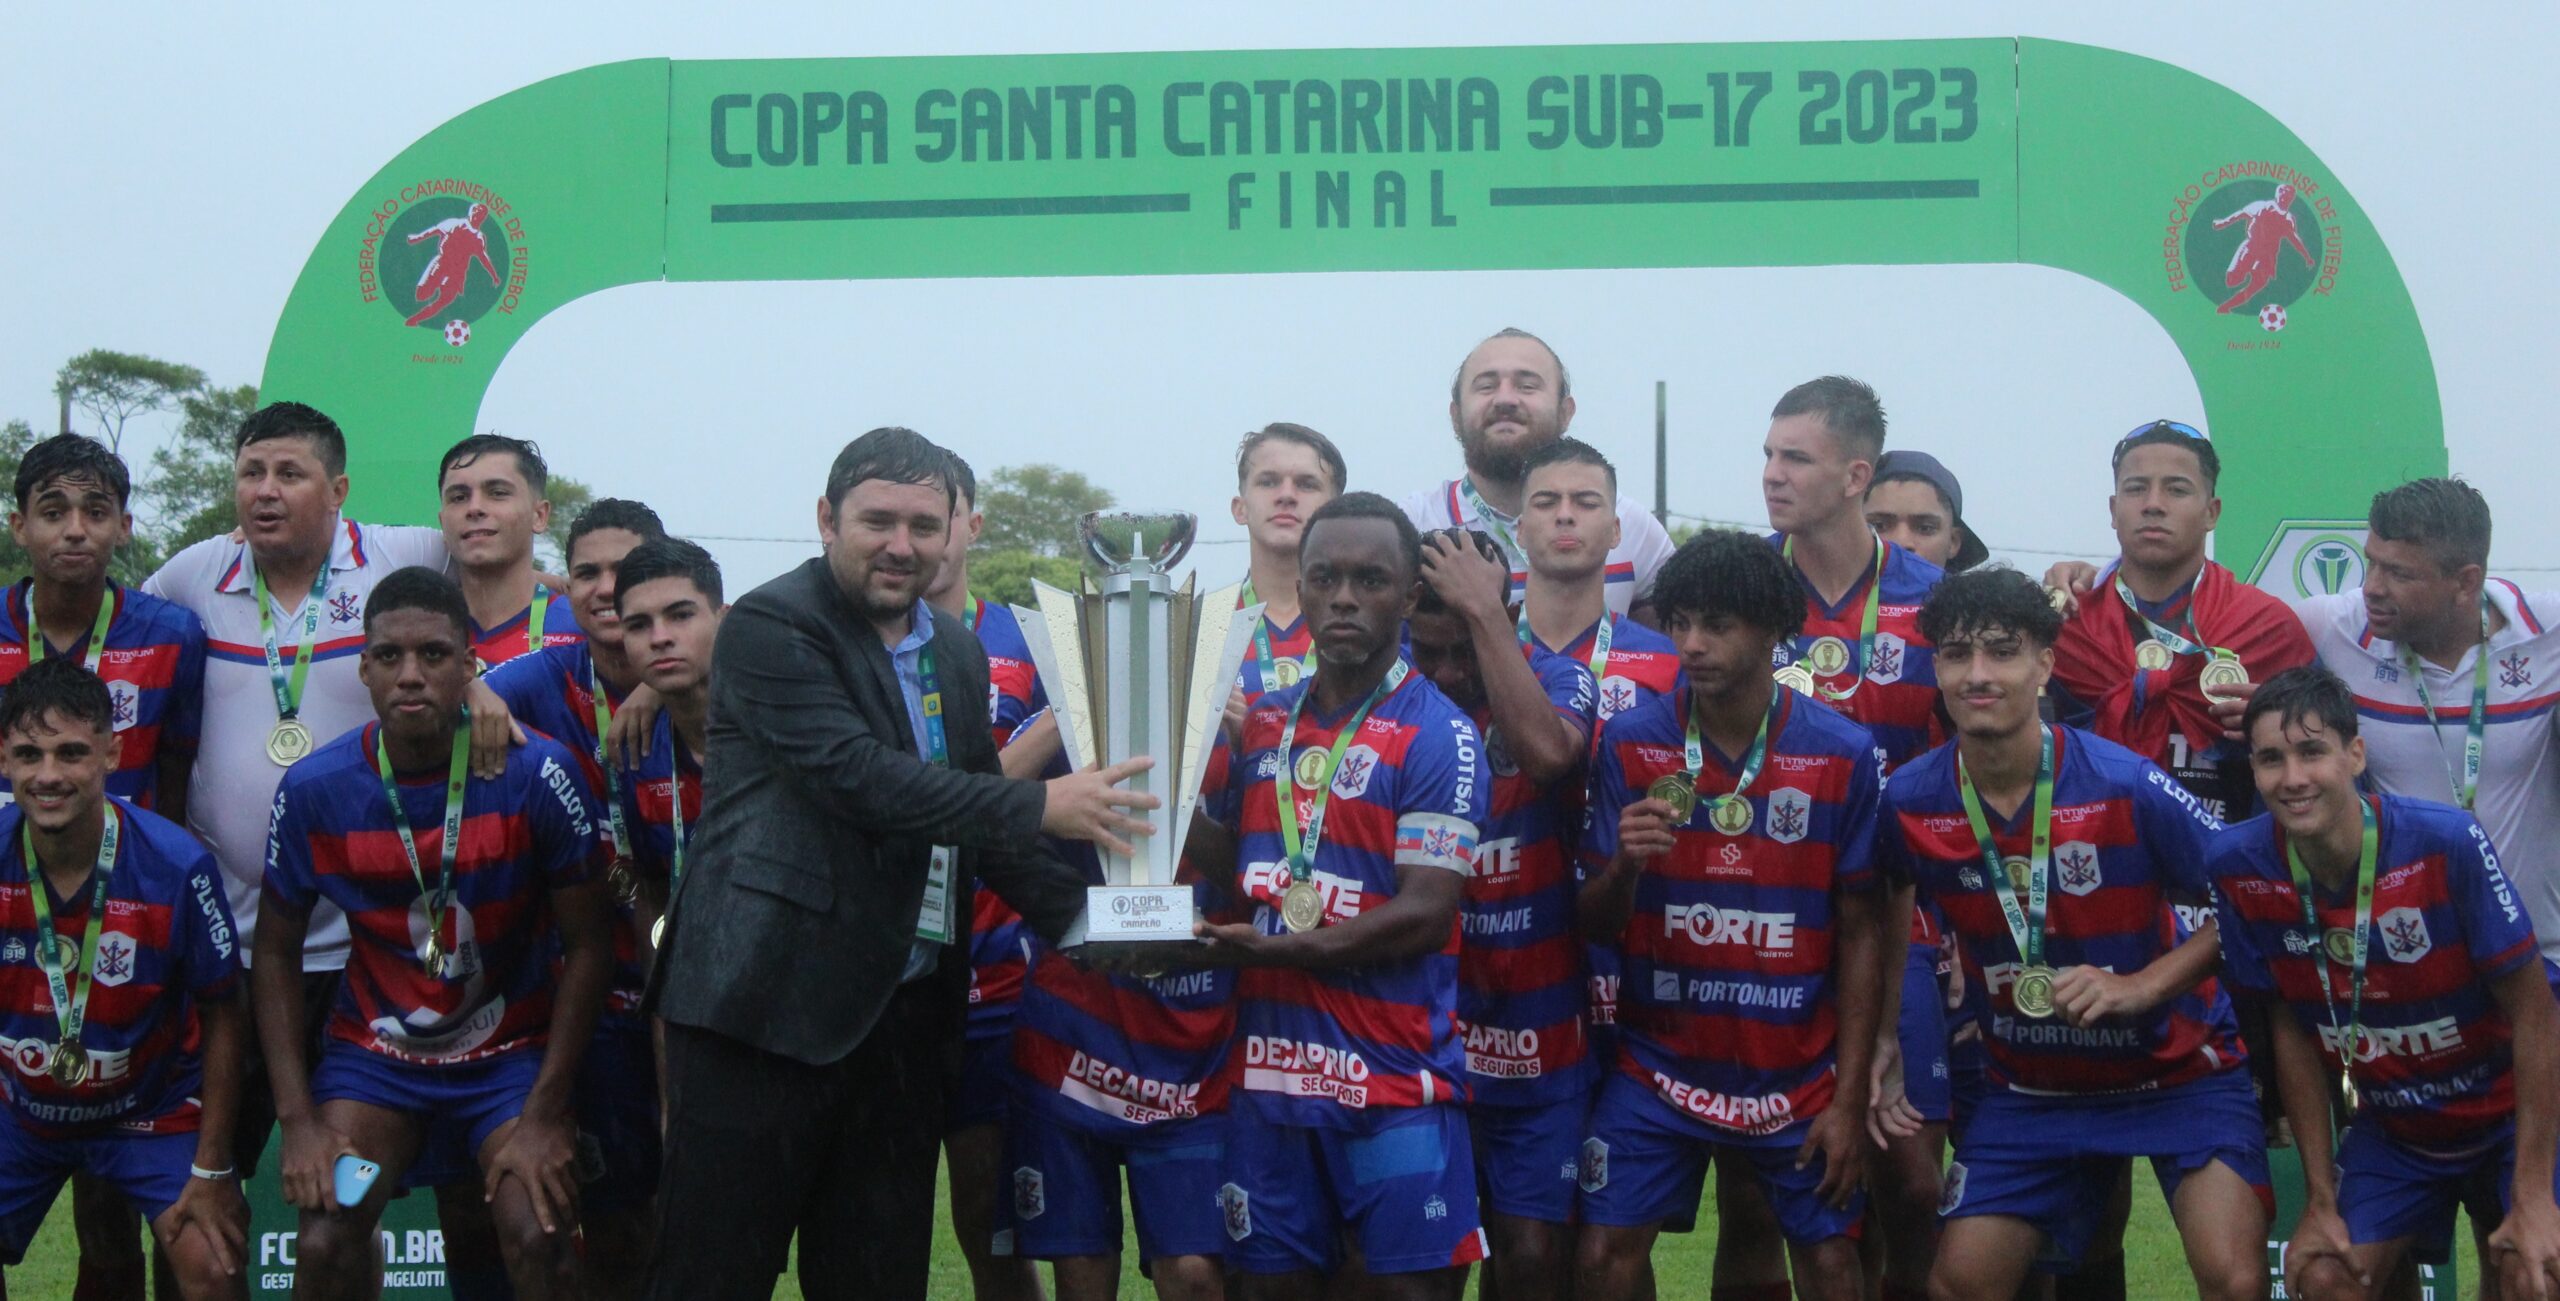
[1394,813,1479,873]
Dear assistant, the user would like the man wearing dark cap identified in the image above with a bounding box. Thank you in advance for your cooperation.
[1865,450,1988,573]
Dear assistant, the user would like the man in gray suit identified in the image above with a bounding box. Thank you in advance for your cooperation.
[644,427,1156,1300]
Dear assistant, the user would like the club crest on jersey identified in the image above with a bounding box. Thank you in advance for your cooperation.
[1958,866,1984,891]
[1579,1137,1610,1192]
[0,939,21,964]
[1012,1167,1045,1220]
[1599,675,1640,719]
[327,590,362,625]
[1424,1195,1449,1221]
[1486,728,1518,778]
[1331,745,1380,799]
[2501,651,2533,690]
[1292,749,1330,789]
[1220,1182,1253,1241]
[1940,1161,1968,1213]
[2378,907,2432,962]
[1764,788,1812,845]
[92,932,138,987]
[1868,632,1907,685]
[2054,842,2103,896]
[107,681,140,732]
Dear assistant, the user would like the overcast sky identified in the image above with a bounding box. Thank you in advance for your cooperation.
[4,3,2551,591]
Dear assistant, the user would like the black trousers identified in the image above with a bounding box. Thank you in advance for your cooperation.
[644,981,958,1300]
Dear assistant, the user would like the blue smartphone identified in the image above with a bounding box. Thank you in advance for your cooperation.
[332,1153,381,1209]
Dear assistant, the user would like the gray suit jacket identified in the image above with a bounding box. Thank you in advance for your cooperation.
[647,557,1087,1065]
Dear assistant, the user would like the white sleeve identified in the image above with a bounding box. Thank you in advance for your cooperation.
[368,524,453,574]
[1396,484,1450,532]
[141,538,216,608]
[1619,503,1679,603]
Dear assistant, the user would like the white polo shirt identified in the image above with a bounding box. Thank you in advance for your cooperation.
[1397,476,1676,619]
[2297,579,2560,963]
[143,517,449,969]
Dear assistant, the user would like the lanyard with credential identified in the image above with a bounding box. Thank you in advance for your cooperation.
[373,721,472,980]
[527,584,549,648]
[2286,797,2380,1116]
[1517,610,1617,688]
[1240,580,1315,692]
[649,738,692,950]
[1457,478,1527,572]
[1275,661,1408,885]
[913,644,960,945]
[253,560,337,765]
[2403,600,2491,811]
[1960,725,2059,1018]
[1661,684,1777,832]
[1783,534,1884,702]
[2112,575,2239,667]
[21,807,121,1087]
[589,659,638,901]
[23,584,116,671]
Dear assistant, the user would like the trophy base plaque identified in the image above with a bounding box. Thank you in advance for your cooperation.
[1082,883,1201,944]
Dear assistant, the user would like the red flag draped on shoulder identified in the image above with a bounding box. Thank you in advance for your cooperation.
[2050,561,2315,761]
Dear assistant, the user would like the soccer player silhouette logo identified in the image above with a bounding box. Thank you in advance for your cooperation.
[2212,183,2315,313]
[404,202,501,327]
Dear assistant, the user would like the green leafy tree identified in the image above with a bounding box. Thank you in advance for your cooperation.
[967,548,1085,609]
[979,464,1115,558]
[130,382,261,580]
[0,420,38,577]
[539,475,595,571]
[56,350,206,452]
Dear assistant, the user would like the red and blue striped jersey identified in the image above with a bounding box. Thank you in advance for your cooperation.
[264,724,607,1065]
[1885,726,2246,1096]
[1459,646,1598,1106]
[1236,612,1316,704]
[1583,688,1884,1142]
[2212,795,2543,1154]
[1769,534,1945,773]
[966,598,1049,1041]
[468,589,581,669]
[1223,668,1486,1126]
[481,643,649,1019]
[1012,773,1239,1139]
[1539,613,1681,730]
[616,715,700,1019]
[0,800,237,1139]
[0,582,206,811]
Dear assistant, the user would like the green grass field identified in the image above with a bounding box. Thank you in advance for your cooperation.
[3,1158,2489,1299]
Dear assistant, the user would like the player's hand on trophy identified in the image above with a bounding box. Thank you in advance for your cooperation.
[2041,560,2102,614]
[1222,685,1248,743]
[1041,755,1161,858]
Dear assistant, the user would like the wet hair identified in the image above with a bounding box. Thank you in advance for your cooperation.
[1414,529,1505,616]
[0,657,116,740]
[565,498,668,562]
[825,427,954,512]
[941,449,979,509]
[1520,436,1616,495]
[614,537,724,610]
[1771,376,1886,461]
[439,433,549,496]
[1648,529,1804,641]
[363,566,471,643]
[1300,491,1422,581]
[235,401,347,476]
[13,433,131,510]
[1235,423,1348,495]
[2242,665,2359,746]
[2368,477,2491,574]
[1917,566,2063,649]
[2110,420,2220,488]
[1450,327,1572,401]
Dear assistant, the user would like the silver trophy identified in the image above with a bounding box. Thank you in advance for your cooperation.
[1018,511,1261,949]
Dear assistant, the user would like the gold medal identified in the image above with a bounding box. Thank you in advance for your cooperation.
[2199,654,2251,693]
[1773,663,1817,695]
[1280,880,1325,933]
[2323,927,2357,965]
[422,936,447,980]
[1647,773,1698,824]
[650,915,668,949]
[2012,966,2058,1020]
[1806,637,1851,678]
[607,860,638,905]
[1292,748,1331,790]
[2045,585,2073,614]
[2134,640,2175,672]
[46,1041,88,1088]
[1271,659,1304,689]
[267,718,314,766]
[2002,855,2032,895]
[1708,795,1754,837]
[2339,1067,2359,1114]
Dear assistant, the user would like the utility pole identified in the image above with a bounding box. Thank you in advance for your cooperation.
[1653,380,1668,529]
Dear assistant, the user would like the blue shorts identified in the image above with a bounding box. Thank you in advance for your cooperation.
[1472,1096,1586,1223]
[2336,1122,2543,1266]
[310,1043,539,1184]
[1941,1071,2272,1266]
[0,1121,196,1264]
[1896,941,1952,1124]
[948,1033,1012,1135]
[1006,1112,1231,1265]
[571,1018,661,1215]
[1577,1072,1864,1244]
[1224,1105,1489,1276]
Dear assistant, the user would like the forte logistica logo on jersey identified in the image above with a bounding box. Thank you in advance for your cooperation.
[2161,162,2345,337]
[354,179,530,353]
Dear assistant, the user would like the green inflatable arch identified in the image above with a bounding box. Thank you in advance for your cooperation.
[263,38,2440,596]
